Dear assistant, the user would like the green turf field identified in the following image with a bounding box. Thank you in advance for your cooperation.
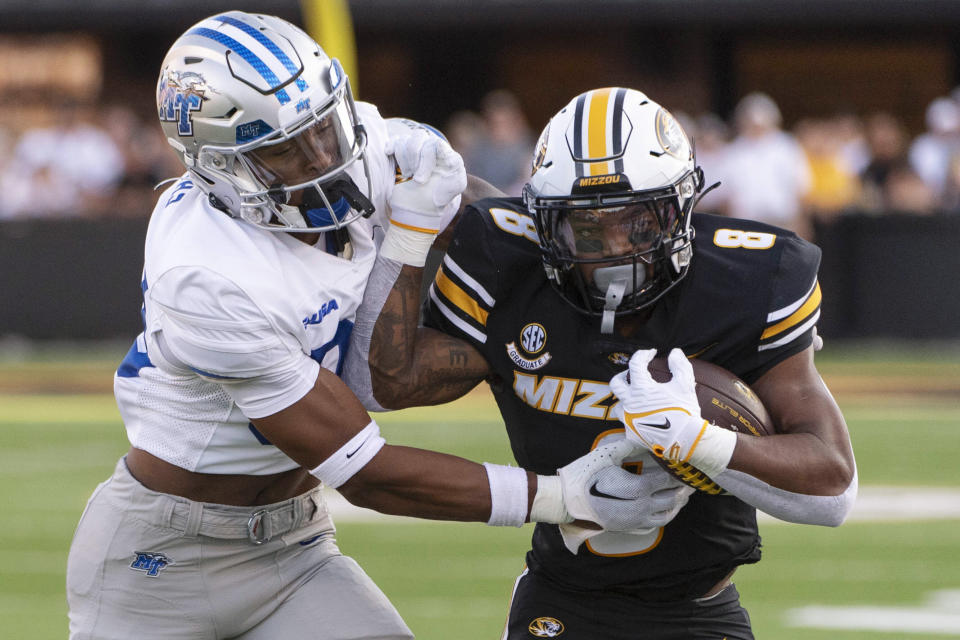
[1,342,958,638]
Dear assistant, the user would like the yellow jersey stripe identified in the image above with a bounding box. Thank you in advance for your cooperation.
[434,268,489,326]
[587,88,613,176]
[761,282,822,340]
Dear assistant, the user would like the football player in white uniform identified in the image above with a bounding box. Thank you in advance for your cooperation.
[66,14,664,640]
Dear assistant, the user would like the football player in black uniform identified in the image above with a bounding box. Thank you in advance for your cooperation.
[346,87,857,639]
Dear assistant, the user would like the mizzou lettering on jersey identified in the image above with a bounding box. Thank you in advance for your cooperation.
[425,197,823,600]
[513,372,618,421]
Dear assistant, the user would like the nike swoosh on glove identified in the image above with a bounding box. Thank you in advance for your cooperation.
[557,438,689,532]
[610,348,737,479]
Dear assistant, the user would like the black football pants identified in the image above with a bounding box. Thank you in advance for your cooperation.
[503,569,754,640]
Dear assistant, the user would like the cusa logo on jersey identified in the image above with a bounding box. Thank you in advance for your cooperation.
[303,299,340,327]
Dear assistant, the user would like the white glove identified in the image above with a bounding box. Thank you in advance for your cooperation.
[610,348,737,479]
[555,438,689,532]
[557,440,694,553]
[381,119,466,266]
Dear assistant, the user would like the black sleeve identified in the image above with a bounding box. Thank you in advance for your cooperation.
[741,234,823,382]
[423,202,504,347]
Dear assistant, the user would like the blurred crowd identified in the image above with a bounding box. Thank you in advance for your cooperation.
[679,91,960,240]
[449,89,960,241]
[0,101,180,221]
[4,89,960,239]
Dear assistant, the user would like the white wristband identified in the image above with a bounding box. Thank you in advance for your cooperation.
[482,462,528,527]
[379,221,436,267]
[309,421,386,489]
[529,474,572,524]
[688,423,737,479]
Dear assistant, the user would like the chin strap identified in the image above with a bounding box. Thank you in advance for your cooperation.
[322,176,376,218]
[595,264,639,334]
[600,278,626,334]
[267,175,377,232]
[304,195,351,228]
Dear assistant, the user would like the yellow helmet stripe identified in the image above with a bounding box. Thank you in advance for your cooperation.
[587,88,614,176]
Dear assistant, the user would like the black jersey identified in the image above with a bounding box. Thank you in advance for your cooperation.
[424,197,822,602]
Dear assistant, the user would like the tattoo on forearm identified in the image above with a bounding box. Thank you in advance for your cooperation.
[449,349,470,368]
[372,268,420,375]
[371,266,490,407]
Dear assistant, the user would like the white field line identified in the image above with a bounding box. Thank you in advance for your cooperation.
[786,590,960,635]
[760,485,960,524]
[324,485,960,524]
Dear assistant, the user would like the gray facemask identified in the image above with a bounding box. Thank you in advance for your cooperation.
[594,265,645,334]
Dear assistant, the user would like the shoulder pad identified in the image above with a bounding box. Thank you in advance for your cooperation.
[690,213,822,365]
[455,197,540,246]
[759,234,821,353]
[426,197,537,345]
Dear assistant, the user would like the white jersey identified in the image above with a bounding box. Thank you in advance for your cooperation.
[115,102,394,475]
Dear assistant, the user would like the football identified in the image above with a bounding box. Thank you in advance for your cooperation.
[646,357,774,494]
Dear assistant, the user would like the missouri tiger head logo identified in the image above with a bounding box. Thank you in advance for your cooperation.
[531,123,550,176]
[655,108,692,161]
[528,616,564,637]
[608,351,630,366]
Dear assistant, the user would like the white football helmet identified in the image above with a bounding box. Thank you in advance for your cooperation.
[156,11,373,233]
[523,87,705,329]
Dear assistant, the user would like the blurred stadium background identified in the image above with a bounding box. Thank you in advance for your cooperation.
[1,0,959,638]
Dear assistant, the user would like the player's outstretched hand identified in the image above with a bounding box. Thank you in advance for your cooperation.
[385,118,466,236]
[557,438,690,532]
[610,348,737,478]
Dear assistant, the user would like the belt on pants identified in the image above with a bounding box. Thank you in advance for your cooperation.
[163,488,326,544]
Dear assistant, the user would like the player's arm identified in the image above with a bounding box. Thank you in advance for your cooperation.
[252,367,499,521]
[727,345,854,495]
[254,365,659,529]
[151,275,675,534]
[369,265,492,409]
[371,171,500,409]
[343,124,502,410]
[705,345,857,526]
[614,346,856,527]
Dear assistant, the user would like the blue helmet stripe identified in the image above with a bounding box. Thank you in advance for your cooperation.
[187,27,291,104]
[214,15,309,93]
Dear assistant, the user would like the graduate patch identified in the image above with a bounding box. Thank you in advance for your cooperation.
[506,323,551,370]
